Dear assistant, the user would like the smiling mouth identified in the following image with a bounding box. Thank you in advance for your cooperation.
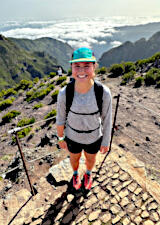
[77,74,88,79]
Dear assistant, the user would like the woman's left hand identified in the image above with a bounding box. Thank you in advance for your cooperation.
[100,146,109,154]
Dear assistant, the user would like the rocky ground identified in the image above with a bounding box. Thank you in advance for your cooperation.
[0,72,160,224]
[0,144,160,225]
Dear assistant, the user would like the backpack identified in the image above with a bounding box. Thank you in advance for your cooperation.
[66,79,103,119]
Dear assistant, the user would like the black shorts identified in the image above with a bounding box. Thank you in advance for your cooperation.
[65,136,102,154]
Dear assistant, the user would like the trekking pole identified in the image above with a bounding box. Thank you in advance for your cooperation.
[14,131,35,196]
[97,94,120,175]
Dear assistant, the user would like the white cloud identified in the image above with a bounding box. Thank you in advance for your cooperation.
[111,41,122,48]
[2,16,160,50]
[99,41,106,45]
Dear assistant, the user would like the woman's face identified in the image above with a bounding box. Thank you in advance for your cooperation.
[71,62,96,83]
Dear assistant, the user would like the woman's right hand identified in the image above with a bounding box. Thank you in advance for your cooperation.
[58,140,69,151]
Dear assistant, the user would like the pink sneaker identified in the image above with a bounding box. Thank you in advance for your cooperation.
[84,173,92,190]
[73,175,81,190]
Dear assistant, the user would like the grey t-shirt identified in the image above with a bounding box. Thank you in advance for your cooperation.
[56,81,112,146]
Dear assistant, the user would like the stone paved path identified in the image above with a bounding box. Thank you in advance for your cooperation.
[0,144,160,225]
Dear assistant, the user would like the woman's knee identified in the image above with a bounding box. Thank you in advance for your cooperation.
[70,152,81,162]
[84,152,97,163]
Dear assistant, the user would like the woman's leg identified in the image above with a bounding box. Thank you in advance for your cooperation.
[83,151,97,171]
[69,152,82,171]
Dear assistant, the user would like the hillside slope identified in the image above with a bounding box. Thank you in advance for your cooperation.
[99,31,160,67]
[10,37,73,70]
[0,34,59,90]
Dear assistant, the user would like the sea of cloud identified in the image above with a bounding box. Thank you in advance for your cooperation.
[1,16,160,58]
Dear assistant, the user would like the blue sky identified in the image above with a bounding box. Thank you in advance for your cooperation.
[0,0,160,21]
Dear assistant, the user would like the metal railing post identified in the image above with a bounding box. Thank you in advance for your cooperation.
[15,132,35,196]
[97,94,120,175]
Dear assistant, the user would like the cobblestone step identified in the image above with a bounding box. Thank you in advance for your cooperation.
[0,144,160,225]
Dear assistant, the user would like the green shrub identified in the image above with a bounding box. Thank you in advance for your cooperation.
[44,109,57,119]
[33,77,39,84]
[38,82,45,88]
[49,72,57,78]
[16,117,35,139]
[15,79,33,91]
[2,110,21,123]
[47,83,55,90]
[123,62,136,73]
[56,76,67,85]
[120,80,127,86]
[60,82,67,88]
[17,117,35,127]
[120,71,135,85]
[0,97,15,112]
[134,77,144,88]
[109,64,124,77]
[33,103,44,109]
[144,73,156,86]
[16,127,32,139]
[26,90,34,101]
[43,76,48,82]
[51,90,59,103]
[3,88,17,98]
[26,87,52,102]
[67,68,72,76]
[144,68,159,86]
[98,67,107,74]
[0,91,4,100]
[135,59,149,68]
[156,80,160,88]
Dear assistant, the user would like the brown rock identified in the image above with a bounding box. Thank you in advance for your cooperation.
[92,220,101,225]
[122,217,130,225]
[112,215,121,223]
[33,208,44,220]
[142,192,149,201]
[135,198,142,208]
[134,187,142,195]
[126,203,136,213]
[30,219,42,225]
[67,194,74,203]
[85,195,97,208]
[141,210,149,218]
[88,210,101,222]
[62,211,73,224]
[110,204,121,214]
[122,180,132,188]
[128,182,138,192]
[97,175,106,182]
[101,213,112,223]
[97,190,106,200]
[119,172,130,181]
[120,197,129,207]
[143,220,155,225]
[110,197,118,204]
[119,189,129,198]
[81,219,89,225]
[134,216,142,224]
[111,173,119,179]
[150,212,160,222]
[112,165,120,173]
[111,179,120,187]
[148,202,158,210]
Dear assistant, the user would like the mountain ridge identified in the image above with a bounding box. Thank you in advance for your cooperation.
[99,31,160,67]
[0,34,72,90]
[10,37,73,70]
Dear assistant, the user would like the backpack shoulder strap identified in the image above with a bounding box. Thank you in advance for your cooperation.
[66,79,75,118]
[94,81,103,115]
